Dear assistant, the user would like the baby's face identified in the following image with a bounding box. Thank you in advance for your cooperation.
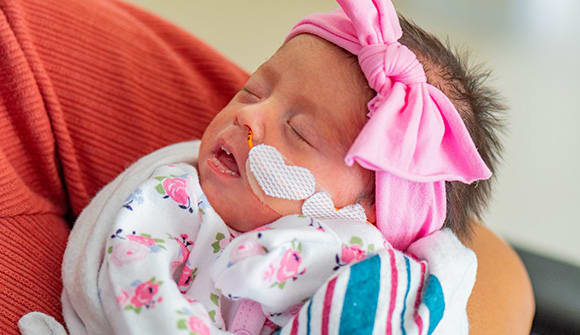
[198,34,374,232]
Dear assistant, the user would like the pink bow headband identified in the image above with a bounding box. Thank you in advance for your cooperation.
[286,0,491,250]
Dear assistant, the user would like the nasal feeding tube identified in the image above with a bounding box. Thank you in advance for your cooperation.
[244,127,366,223]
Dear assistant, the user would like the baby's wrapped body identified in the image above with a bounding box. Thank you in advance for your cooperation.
[102,162,389,332]
[49,141,476,335]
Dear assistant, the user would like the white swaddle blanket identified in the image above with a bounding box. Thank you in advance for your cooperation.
[19,140,477,335]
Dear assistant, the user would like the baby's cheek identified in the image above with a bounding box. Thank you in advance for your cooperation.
[323,168,370,207]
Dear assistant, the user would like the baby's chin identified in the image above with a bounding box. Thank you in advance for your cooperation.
[199,175,281,232]
[219,203,282,233]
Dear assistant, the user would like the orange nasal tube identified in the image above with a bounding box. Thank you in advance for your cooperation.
[247,128,254,149]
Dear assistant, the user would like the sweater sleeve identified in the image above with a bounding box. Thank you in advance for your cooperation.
[0,1,70,331]
[0,0,248,333]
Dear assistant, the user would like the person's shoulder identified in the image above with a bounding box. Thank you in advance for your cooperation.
[462,222,535,335]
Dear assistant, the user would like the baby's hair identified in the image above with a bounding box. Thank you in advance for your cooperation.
[348,15,506,240]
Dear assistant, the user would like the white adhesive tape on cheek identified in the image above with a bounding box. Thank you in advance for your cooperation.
[302,192,367,224]
[246,144,367,223]
[248,144,316,200]
[245,158,302,216]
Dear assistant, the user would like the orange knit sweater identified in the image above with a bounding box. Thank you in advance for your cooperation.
[0,0,248,332]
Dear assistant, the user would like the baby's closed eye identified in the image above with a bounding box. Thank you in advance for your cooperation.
[285,120,311,146]
[237,87,261,104]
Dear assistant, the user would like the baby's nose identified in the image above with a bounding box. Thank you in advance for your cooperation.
[235,104,269,146]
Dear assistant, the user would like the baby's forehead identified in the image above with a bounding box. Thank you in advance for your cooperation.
[255,35,373,150]
[273,34,357,70]
[264,35,372,104]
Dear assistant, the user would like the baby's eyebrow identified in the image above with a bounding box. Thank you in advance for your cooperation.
[254,61,279,85]
[294,92,318,115]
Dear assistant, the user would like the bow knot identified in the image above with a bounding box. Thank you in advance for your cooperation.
[358,43,426,93]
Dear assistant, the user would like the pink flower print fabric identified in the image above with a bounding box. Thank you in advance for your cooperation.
[110,240,149,267]
[162,177,190,205]
[340,244,366,264]
[126,234,156,246]
[107,228,167,266]
[119,277,164,313]
[98,163,389,334]
[99,163,233,333]
[152,171,200,213]
[333,235,382,271]
[228,239,266,263]
[185,315,210,335]
[176,308,212,335]
[210,215,388,326]
[276,248,303,283]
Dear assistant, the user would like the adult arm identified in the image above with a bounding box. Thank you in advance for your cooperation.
[463,222,535,334]
[0,0,246,333]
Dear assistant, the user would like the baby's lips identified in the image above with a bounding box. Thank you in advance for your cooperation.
[215,130,251,177]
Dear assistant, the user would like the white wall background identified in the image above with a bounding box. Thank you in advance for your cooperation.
[126,0,580,267]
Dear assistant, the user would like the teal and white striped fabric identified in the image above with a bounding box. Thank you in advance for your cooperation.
[279,229,476,335]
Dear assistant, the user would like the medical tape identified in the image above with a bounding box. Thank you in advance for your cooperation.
[245,135,366,223]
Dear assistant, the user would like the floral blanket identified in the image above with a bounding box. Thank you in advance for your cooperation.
[18,141,477,335]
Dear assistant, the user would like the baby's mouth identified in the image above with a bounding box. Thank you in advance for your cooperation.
[210,145,240,177]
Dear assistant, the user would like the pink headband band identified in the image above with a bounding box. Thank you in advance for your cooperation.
[286,0,491,250]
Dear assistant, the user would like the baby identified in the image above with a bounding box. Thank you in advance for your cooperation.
[19,0,504,334]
